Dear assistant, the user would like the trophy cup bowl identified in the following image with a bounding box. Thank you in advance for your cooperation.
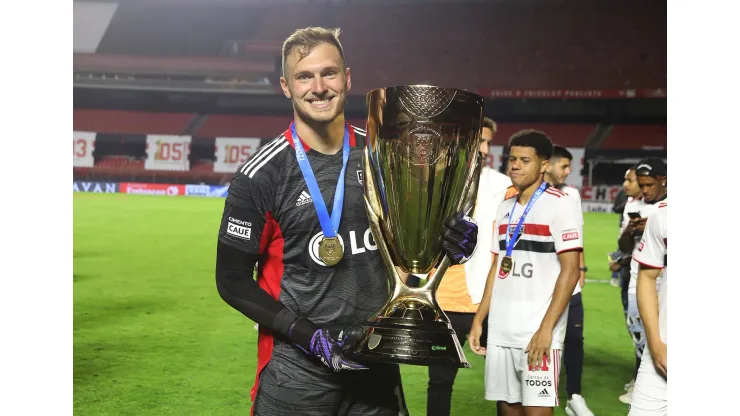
[343,85,484,368]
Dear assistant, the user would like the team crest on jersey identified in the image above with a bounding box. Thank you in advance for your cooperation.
[507,223,524,242]
[508,224,524,235]
[356,170,364,185]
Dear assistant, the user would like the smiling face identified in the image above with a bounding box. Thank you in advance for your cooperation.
[280,42,351,126]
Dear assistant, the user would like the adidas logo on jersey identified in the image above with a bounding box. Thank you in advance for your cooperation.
[538,388,550,398]
[296,191,313,207]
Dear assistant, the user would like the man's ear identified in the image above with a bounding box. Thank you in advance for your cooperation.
[345,66,351,92]
[540,159,550,174]
[280,77,291,99]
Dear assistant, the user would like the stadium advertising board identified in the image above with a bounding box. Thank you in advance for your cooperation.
[582,201,614,213]
[213,137,261,173]
[73,181,119,193]
[73,131,96,168]
[581,185,622,202]
[76,180,618,213]
[185,184,230,197]
[120,182,185,196]
[145,135,191,171]
[580,185,622,213]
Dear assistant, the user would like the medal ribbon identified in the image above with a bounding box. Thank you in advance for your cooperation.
[289,122,350,238]
[505,181,548,257]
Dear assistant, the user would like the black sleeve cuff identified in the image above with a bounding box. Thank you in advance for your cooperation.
[273,312,318,351]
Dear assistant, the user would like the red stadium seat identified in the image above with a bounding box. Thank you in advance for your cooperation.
[74,109,196,135]
[495,124,595,148]
[240,1,665,91]
[194,115,367,138]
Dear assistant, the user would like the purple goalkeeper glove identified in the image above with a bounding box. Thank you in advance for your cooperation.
[442,213,478,265]
[303,328,368,372]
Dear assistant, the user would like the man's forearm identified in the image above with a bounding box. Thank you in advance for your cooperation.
[216,241,317,349]
[618,229,635,253]
[540,266,580,330]
[474,255,498,323]
[637,271,662,346]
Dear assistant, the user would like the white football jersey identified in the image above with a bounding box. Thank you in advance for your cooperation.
[625,198,665,294]
[560,185,582,207]
[465,167,512,303]
[633,201,667,343]
[559,185,583,296]
[488,184,584,349]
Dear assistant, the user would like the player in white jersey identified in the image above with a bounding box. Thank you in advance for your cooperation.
[423,117,511,416]
[469,130,583,416]
[544,146,594,416]
[629,201,667,415]
[615,167,643,315]
[617,158,667,404]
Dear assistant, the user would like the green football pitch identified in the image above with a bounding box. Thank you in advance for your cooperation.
[74,193,635,415]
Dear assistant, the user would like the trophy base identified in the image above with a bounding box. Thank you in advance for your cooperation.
[344,319,471,368]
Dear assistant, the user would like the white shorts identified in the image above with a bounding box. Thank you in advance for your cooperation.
[628,349,667,415]
[484,345,561,407]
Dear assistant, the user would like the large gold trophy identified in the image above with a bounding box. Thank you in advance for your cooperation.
[344,85,484,368]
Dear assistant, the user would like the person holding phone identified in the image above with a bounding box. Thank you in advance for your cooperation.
[616,158,667,404]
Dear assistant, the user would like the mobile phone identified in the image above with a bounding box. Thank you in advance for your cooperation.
[628,212,642,219]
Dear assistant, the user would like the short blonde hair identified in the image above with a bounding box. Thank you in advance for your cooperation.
[281,27,346,77]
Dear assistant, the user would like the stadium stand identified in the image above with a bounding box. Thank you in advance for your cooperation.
[599,125,667,150]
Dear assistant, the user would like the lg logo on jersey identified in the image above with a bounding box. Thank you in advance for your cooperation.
[497,261,533,279]
[309,229,378,266]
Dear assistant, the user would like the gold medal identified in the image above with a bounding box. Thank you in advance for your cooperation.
[500,256,513,273]
[319,236,343,266]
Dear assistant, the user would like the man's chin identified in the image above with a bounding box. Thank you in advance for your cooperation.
[299,107,341,125]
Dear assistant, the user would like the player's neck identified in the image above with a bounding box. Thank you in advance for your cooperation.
[543,173,555,187]
[543,173,565,190]
[649,191,667,204]
[517,177,545,205]
[293,114,346,155]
